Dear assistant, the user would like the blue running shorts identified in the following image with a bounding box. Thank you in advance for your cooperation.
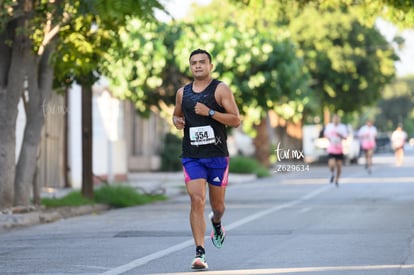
[182,157,229,187]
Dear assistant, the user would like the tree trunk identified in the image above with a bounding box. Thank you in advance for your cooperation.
[253,116,271,167]
[0,15,29,209]
[14,102,48,205]
[0,95,18,208]
[14,44,54,206]
[14,111,44,205]
[81,85,94,199]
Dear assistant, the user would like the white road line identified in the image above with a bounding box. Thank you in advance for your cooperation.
[146,264,414,275]
[101,185,331,275]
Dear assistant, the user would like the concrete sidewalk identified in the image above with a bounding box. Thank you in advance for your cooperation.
[0,172,256,232]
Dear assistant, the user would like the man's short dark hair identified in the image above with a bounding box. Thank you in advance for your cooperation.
[189,49,212,63]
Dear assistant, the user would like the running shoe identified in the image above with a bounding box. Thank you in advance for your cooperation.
[209,212,225,248]
[191,254,208,269]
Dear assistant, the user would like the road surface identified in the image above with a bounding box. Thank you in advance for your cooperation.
[0,150,413,275]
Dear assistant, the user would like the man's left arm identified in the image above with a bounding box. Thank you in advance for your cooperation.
[212,83,240,128]
[194,83,241,128]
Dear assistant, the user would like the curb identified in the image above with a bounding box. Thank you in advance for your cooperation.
[0,204,110,231]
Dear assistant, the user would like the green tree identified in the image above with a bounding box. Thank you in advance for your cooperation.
[224,0,398,116]
[100,18,171,117]
[233,0,414,29]
[51,0,167,200]
[0,0,166,208]
[0,0,69,208]
[375,77,414,133]
[287,7,398,115]
[305,0,414,29]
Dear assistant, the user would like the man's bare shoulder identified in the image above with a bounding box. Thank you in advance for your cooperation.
[216,81,233,95]
[176,86,184,95]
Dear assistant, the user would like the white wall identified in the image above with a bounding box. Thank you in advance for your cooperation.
[94,88,126,182]
[68,84,83,189]
[15,99,26,162]
[68,81,127,189]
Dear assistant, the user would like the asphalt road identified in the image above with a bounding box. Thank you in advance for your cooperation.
[1,150,414,275]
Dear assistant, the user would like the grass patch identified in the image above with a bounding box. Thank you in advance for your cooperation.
[41,185,167,208]
[94,185,167,208]
[41,191,94,207]
[254,166,272,178]
[229,156,271,178]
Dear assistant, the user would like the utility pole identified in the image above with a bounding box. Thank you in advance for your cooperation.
[81,85,94,199]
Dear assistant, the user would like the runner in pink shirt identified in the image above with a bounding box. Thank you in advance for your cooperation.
[391,124,407,166]
[324,114,348,186]
[358,120,377,173]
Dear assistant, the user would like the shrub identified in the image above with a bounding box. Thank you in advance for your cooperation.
[94,185,166,208]
[255,166,272,178]
[42,191,94,207]
[41,185,167,208]
[229,156,271,178]
[160,133,182,171]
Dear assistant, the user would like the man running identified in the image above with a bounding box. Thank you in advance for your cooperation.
[172,49,241,269]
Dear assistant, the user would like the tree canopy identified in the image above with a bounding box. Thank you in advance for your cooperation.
[178,0,399,118]
[375,76,414,133]
[288,6,398,114]
[101,19,170,117]
[231,0,414,29]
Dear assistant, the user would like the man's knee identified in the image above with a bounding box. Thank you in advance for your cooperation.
[212,205,225,217]
[190,193,205,209]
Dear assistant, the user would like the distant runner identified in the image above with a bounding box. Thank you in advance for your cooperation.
[324,114,348,187]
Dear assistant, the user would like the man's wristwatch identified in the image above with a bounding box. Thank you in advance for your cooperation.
[208,109,215,117]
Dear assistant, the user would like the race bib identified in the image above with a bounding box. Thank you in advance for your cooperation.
[189,125,215,145]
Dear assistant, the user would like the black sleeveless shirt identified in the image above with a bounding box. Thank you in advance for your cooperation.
[181,79,229,158]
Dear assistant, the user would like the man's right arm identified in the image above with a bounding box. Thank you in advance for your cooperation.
[173,88,185,130]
